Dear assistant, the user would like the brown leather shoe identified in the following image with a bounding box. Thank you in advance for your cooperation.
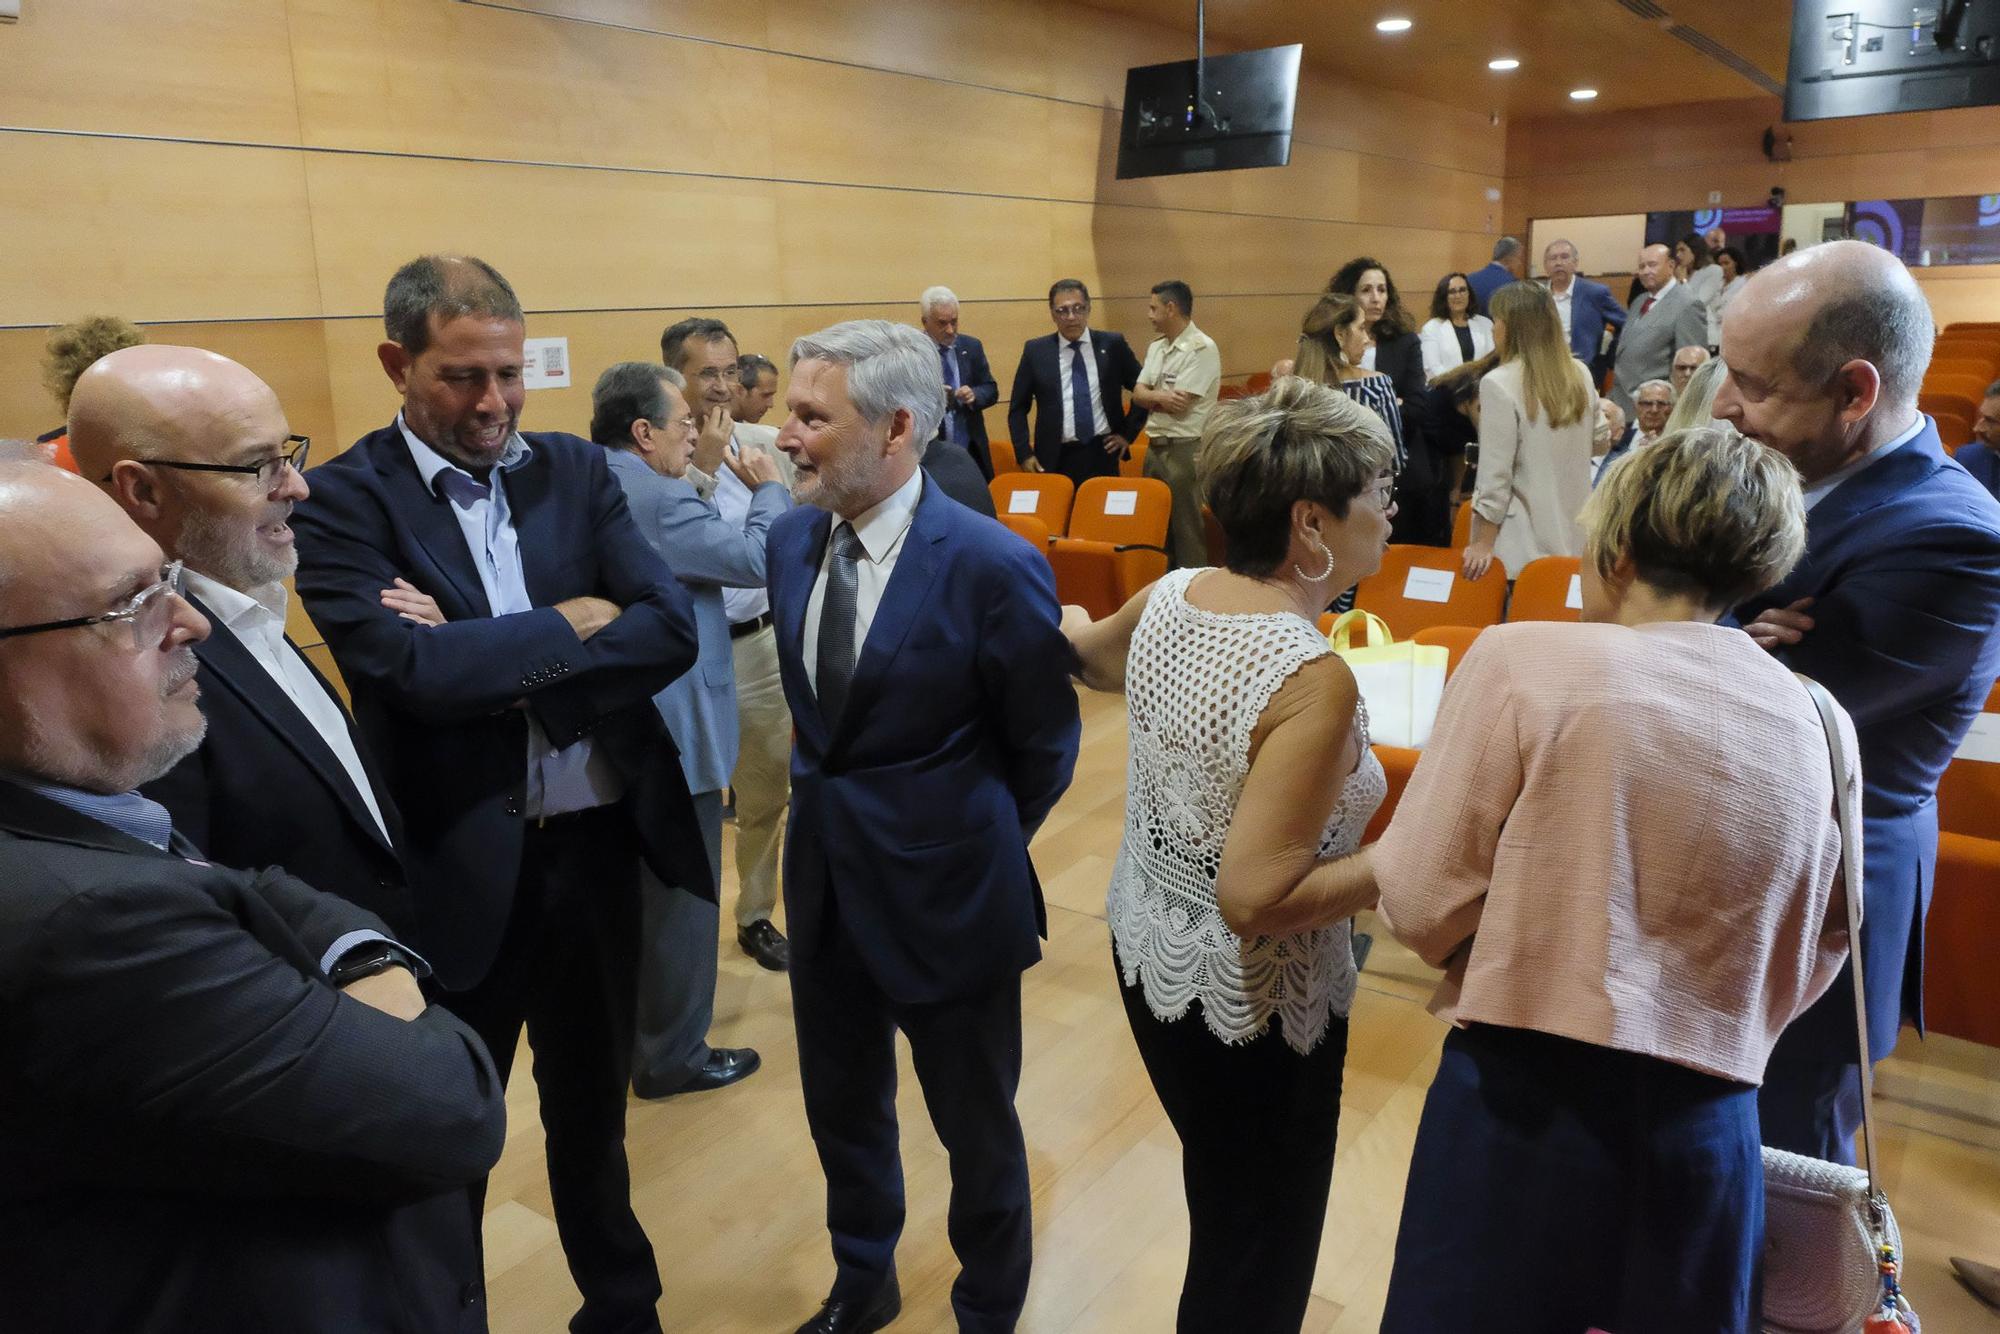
[793,1275,899,1333]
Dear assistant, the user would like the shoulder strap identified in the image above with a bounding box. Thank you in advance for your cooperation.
[1795,673,1878,1193]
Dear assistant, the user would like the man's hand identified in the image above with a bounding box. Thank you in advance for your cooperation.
[1460,540,1496,582]
[340,966,426,1021]
[723,445,783,488]
[1020,455,1045,473]
[694,407,734,476]
[1160,389,1194,415]
[1744,597,1816,652]
[1102,433,1130,457]
[953,384,977,406]
[381,578,447,627]
[554,596,621,642]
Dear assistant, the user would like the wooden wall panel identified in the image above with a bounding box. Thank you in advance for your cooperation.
[499,0,772,48]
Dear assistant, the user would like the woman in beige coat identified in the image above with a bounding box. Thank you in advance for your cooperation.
[1462,282,1595,580]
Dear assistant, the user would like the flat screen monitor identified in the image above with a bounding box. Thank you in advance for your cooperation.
[1786,1,2000,121]
[1116,45,1303,180]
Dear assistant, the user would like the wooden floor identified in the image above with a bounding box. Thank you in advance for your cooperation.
[483,689,2000,1333]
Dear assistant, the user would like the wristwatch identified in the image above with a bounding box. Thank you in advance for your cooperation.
[328,940,425,988]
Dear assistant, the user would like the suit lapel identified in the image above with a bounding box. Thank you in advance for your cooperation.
[374,431,493,618]
[831,480,948,750]
[781,508,834,745]
[186,601,396,859]
[504,448,564,607]
[1760,425,1941,608]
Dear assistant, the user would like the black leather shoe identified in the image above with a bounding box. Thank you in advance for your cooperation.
[793,1275,899,1333]
[738,919,790,972]
[632,1047,760,1099]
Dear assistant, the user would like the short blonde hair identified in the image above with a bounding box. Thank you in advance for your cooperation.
[1197,375,1395,576]
[1582,426,1805,610]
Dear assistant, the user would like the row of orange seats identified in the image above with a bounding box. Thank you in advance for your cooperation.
[991,474,1173,620]
[1921,320,2000,450]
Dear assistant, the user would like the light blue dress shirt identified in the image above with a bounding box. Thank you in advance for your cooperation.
[397,416,625,818]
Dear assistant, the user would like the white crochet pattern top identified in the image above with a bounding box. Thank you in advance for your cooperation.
[1109,568,1386,1055]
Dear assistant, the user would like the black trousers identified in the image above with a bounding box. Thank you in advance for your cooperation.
[443,804,661,1334]
[1117,963,1348,1334]
[1052,436,1121,488]
[790,896,1032,1333]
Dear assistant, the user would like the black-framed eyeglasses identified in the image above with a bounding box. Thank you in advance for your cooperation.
[0,560,187,652]
[107,436,309,489]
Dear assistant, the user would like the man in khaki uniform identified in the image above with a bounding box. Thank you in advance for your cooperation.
[1133,280,1221,569]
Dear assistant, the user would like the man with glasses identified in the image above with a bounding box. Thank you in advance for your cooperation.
[1006,278,1147,486]
[293,255,711,1334]
[1631,379,1676,450]
[0,462,504,1331]
[68,345,418,945]
[591,361,785,1099]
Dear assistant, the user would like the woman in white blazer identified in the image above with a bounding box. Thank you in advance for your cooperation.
[1463,281,1595,581]
[1419,272,1495,379]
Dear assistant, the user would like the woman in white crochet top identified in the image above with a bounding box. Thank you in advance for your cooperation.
[1062,377,1396,1333]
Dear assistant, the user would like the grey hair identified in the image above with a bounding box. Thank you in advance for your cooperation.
[1544,237,1578,259]
[1636,378,1676,402]
[1493,236,1523,261]
[1665,358,1728,433]
[384,256,523,355]
[919,286,960,319]
[1790,278,1935,409]
[589,361,674,447]
[789,320,945,453]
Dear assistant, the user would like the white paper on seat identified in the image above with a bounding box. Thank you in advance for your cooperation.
[1566,573,1583,609]
[1957,713,2000,763]
[1008,490,1039,514]
[1403,567,1454,603]
[1103,490,1138,516]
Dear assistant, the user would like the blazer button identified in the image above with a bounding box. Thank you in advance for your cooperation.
[504,797,520,816]
[460,1282,480,1307]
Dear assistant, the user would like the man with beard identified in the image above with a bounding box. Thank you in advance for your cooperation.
[69,346,417,943]
[0,463,504,1332]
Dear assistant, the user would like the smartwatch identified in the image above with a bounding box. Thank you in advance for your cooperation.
[328,941,424,988]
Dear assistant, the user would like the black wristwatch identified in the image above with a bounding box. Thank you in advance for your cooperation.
[328,940,425,987]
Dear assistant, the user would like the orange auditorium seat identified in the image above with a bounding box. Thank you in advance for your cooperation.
[1925,832,2000,1047]
[1120,429,1149,479]
[1411,624,1483,677]
[998,513,1051,552]
[1364,744,1420,843]
[1450,501,1473,550]
[1934,411,1974,450]
[988,472,1073,533]
[1925,357,1995,385]
[1355,544,1506,640]
[1047,477,1171,619]
[989,437,1022,475]
[1937,678,2000,838]
[1507,556,1584,623]
[1246,372,1273,393]
[1920,390,1980,424]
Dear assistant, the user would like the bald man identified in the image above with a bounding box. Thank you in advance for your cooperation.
[1610,242,1709,414]
[1716,239,2000,1162]
[0,463,502,1332]
[69,347,419,943]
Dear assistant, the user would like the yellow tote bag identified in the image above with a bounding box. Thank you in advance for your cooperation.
[1325,610,1448,748]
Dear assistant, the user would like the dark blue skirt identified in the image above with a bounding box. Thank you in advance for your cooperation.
[1381,1024,1762,1334]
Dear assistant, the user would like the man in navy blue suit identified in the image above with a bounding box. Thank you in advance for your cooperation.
[1007,278,1148,487]
[1466,236,1526,316]
[1543,238,1626,377]
[293,255,713,1334]
[920,286,1000,480]
[1718,240,2000,1163]
[767,320,1080,1333]
[1960,380,2000,499]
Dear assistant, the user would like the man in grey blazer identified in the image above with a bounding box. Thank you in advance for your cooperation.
[1611,243,1709,414]
[590,361,792,1098]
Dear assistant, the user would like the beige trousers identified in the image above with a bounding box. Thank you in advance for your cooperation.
[728,622,790,927]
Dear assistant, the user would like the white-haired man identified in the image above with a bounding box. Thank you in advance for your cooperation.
[919,285,999,479]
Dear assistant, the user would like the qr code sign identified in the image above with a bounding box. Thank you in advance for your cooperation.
[522,337,573,389]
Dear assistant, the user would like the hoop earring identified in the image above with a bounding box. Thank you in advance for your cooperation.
[1294,533,1335,583]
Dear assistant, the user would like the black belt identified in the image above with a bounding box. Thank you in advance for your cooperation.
[729,611,774,640]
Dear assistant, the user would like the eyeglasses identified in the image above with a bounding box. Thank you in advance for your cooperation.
[1052,304,1089,319]
[0,560,187,652]
[1365,474,1398,509]
[651,415,698,434]
[112,436,310,490]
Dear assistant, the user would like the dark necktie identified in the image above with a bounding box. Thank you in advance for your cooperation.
[815,522,864,723]
[1639,295,1656,317]
[1068,339,1092,442]
[938,343,965,445]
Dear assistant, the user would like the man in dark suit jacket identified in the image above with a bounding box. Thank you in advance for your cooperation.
[1719,240,2000,1163]
[768,321,1080,1334]
[1466,236,1526,316]
[921,286,1000,478]
[1542,237,1627,373]
[0,465,504,1333]
[1962,382,2000,499]
[1007,278,1147,486]
[68,344,417,942]
[292,256,711,1334]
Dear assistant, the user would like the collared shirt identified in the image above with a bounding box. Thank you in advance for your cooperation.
[1803,413,1925,512]
[397,415,625,818]
[1136,321,1222,440]
[716,431,772,624]
[1636,276,1678,316]
[1061,330,1111,443]
[183,571,391,843]
[803,467,923,696]
[1550,274,1577,338]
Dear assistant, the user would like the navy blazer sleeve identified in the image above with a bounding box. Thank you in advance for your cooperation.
[975,538,1082,837]
[16,867,505,1203]
[1598,285,1628,335]
[1110,334,1149,438]
[963,336,999,412]
[292,443,697,747]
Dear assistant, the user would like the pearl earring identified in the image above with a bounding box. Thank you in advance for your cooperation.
[1294,533,1335,583]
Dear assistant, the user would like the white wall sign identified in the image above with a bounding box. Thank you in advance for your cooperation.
[523,336,571,389]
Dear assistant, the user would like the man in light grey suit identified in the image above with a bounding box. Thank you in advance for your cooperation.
[1611,242,1709,414]
[590,361,792,1098]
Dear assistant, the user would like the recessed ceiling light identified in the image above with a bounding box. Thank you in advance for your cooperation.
[1489,58,1521,71]
[1569,87,1599,100]
[1375,17,1413,33]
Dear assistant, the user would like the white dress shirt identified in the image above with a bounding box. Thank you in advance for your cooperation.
[1550,276,1577,339]
[183,569,391,842]
[803,467,924,696]
[1061,330,1111,442]
[716,431,772,624]
[1636,275,1678,317]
